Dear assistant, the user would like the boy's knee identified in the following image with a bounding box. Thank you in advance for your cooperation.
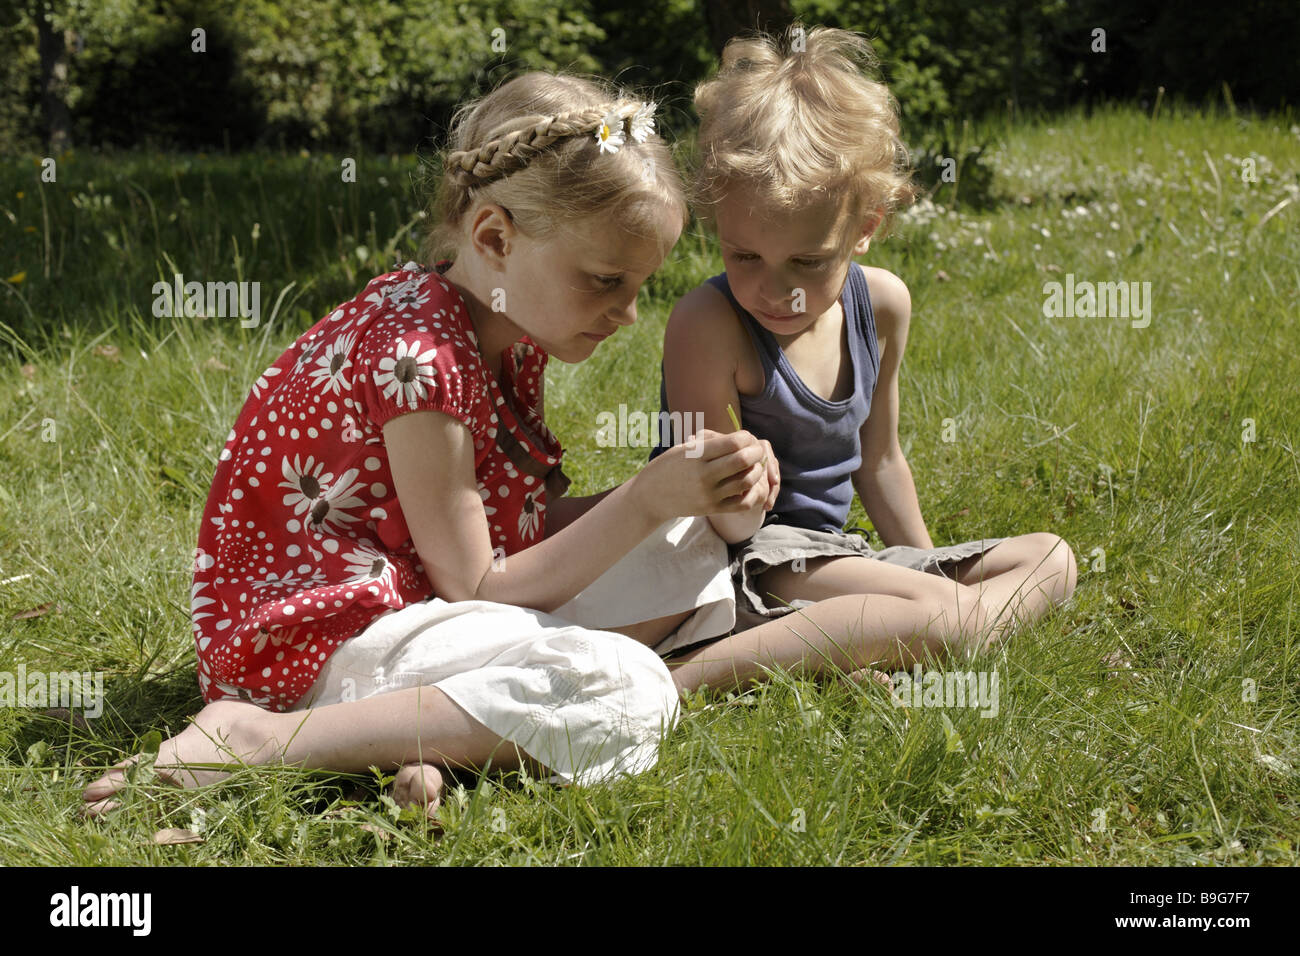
[1025,532,1077,599]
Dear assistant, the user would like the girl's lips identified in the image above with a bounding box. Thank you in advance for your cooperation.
[582,331,613,342]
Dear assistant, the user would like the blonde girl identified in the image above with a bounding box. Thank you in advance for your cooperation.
[83,72,775,817]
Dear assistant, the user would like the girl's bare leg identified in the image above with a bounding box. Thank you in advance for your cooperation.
[82,686,532,817]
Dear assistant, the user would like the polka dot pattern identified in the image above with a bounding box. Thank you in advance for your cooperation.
[192,262,564,712]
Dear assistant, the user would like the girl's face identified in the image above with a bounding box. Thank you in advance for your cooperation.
[502,204,683,363]
[714,183,877,337]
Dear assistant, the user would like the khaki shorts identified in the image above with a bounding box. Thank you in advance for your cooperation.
[728,522,1008,634]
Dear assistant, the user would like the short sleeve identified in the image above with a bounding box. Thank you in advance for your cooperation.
[348,271,481,432]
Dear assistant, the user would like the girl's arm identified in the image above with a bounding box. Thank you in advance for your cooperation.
[851,268,934,549]
[383,410,768,614]
[661,285,779,544]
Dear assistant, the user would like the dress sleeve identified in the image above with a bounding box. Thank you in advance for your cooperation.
[351,287,480,433]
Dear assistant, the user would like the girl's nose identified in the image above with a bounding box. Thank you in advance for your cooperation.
[610,295,637,326]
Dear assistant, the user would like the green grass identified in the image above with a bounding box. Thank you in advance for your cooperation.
[1,102,1298,864]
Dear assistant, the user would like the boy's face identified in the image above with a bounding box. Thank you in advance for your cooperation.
[506,203,682,363]
[714,182,878,337]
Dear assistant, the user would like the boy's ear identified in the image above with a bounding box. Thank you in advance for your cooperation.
[467,203,518,270]
[851,206,885,256]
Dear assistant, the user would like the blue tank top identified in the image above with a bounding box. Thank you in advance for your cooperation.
[650,266,880,533]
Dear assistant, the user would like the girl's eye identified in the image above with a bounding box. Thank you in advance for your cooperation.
[594,274,623,289]
[730,252,757,262]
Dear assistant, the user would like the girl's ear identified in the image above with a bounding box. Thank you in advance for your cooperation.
[467,203,519,269]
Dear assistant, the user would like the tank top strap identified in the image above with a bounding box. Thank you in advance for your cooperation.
[842,264,881,385]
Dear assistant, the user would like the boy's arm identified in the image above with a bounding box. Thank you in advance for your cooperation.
[851,267,934,549]
[662,285,772,544]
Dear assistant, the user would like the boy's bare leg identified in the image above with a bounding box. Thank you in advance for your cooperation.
[82,686,530,817]
[947,533,1078,638]
[666,586,994,695]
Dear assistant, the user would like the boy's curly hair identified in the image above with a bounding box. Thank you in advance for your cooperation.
[692,23,916,241]
[421,73,689,263]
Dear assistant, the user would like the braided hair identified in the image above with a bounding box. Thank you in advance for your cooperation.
[421,75,686,264]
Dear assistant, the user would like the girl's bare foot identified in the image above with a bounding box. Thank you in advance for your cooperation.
[845,668,894,691]
[81,700,274,818]
[390,763,446,822]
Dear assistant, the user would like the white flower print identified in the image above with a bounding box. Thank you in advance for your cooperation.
[191,578,216,639]
[250,364,281,398]
[518,489,545,541]
[308,331,356,396]
[373,337,439,409]
[305,468,367,534]
[280,455,333,517]
[251,568,326,593]
[279,455,367,534]
[343,545,396,587]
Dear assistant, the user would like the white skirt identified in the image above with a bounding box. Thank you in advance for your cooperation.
[292,516,735,785]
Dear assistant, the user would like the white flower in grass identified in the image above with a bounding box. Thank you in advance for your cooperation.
[595,109,625,154]
[373,337,439,409]
[250,364,281,398]
[308,331,356,396]
[629,101,656,143]
[517,489,545,541]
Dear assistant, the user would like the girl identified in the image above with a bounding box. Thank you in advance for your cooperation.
[83,72,776,818]
[651,25,1078,691]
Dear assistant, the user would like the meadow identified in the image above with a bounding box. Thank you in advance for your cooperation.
[0,102,1297,864]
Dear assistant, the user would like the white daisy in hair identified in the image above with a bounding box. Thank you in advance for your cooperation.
[308,331,356,395]
[373,337,439,408]
[595,108,625,154]
[629,101,656,143]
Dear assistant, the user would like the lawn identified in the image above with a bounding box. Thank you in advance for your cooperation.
[0,102,1297,864]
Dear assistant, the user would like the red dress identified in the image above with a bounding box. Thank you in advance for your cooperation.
[191,262,566,711]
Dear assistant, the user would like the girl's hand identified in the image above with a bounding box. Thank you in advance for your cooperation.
[632,428,769,524]
[758,437,780,511]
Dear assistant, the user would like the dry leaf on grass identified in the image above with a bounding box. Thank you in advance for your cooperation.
[152,828,204,845]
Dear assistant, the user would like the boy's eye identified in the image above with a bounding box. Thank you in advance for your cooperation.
[795,258,827,269]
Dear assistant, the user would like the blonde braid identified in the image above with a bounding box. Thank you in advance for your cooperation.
[446,101,644,187]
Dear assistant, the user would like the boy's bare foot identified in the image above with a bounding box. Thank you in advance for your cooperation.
[391,763,445,822]
[81,700,273,818]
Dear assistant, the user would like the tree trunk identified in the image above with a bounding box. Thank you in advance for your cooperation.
[37,4,71,152]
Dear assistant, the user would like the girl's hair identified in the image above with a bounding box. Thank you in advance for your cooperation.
[692,23,916,242]
[421,73,689,263]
